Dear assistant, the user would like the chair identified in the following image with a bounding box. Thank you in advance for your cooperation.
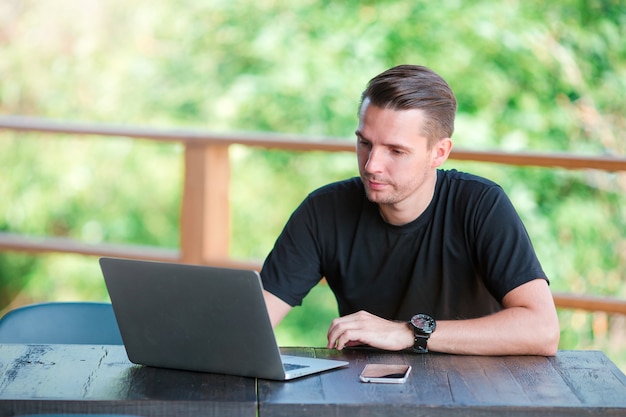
[0,301,123,344]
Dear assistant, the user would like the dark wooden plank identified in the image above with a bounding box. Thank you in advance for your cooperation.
[2,345,625,417]
[500,355,582,405]
[548,350,626,406]
[258,348,626,417]
[439,355,529,405]
[0,344,256,417]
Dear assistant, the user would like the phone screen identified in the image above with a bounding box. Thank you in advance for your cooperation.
[359,364,412,383]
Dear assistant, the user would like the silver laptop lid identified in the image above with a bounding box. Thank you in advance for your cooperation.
[100,257,288,380]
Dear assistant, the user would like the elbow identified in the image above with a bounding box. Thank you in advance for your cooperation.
[518,308,560,356]
[535,319,560,356]
[538,332,559,356]
[545,327,560,356]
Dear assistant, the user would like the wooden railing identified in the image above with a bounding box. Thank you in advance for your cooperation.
[1,115,626,315]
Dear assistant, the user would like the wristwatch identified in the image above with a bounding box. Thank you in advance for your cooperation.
[408,314,436,353]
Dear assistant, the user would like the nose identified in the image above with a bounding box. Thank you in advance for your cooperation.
[364,148,383,173]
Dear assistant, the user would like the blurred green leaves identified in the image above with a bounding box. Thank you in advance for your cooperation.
[1,0,625,366]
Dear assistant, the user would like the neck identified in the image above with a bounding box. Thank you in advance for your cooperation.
[378,173,437,226]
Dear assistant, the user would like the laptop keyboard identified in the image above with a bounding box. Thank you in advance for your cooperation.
[283,362,310,372]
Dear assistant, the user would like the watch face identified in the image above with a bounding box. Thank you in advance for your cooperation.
[410,314,436,334]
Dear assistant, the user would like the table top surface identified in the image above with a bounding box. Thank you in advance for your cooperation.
[263,346,626,417]
[0,344,625,417]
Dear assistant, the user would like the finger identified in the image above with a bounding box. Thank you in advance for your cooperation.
[327,319,357,350]
[326,312,370,349]
[327,321,346,349]
[335,328,365,351]
[326,316,351,346]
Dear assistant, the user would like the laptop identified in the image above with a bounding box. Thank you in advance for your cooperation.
[99,257,349,380]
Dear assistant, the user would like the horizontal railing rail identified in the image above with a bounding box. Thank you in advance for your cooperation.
[1,115,626,315]
[3,115,626,170]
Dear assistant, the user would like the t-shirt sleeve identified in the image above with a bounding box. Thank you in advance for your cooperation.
[260,197,324,307]
[471,185,548,302]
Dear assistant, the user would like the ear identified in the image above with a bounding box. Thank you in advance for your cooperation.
[431,138,453,168]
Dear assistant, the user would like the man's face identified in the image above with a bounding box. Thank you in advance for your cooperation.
[356,100,447,209]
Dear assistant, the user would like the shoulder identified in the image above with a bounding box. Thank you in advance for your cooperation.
[309,177,363,197]
[437,169,507,204]
[433,169,519,229]
[306,177,365,206]
[439,169,501,190]
[289,177,367,222]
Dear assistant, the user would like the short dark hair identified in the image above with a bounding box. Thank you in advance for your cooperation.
[359,65,457,146]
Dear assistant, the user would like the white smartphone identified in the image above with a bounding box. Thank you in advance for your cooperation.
[359,363,412,384]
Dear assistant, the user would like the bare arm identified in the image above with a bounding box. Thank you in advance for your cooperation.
[327,279,560,356]
[263,289,293,328]
[428,279,560,355]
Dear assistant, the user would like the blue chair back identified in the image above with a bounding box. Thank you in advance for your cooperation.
[0,301,123,344]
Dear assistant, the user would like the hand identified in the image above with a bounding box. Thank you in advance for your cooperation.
[326,310,413,351]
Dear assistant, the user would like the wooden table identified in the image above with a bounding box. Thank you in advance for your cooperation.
[261,347,626,417]
[1,344,625,417]
[0,344,256,417]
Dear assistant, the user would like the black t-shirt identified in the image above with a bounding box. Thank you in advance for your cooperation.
[260,169,547,321]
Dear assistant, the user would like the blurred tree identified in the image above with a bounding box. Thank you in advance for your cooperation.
[0,0,625,365]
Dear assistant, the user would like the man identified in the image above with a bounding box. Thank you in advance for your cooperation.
[261,64,560,356]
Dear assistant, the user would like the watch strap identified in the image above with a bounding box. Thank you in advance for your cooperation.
[408,314,436,354]
[412,333,429,353]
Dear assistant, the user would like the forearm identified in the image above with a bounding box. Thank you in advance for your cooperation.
[427,307,559,356]
[404,280,560,356]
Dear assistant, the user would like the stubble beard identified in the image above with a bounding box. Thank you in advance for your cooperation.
[365,188,399,205]
[361,176,402,205]
[361,170,432,207]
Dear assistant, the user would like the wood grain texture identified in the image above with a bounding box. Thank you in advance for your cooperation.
[1,345,625,417]
[257,348,626,417]
[0,344,256,417]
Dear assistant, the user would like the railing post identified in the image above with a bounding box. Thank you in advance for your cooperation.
[180,143,230,264]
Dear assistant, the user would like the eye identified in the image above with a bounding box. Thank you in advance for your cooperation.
[357,138,371,148]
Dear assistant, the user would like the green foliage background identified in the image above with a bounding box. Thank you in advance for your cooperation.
[1,0,625,369]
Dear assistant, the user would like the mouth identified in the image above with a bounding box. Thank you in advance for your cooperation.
[363,177,389,191]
